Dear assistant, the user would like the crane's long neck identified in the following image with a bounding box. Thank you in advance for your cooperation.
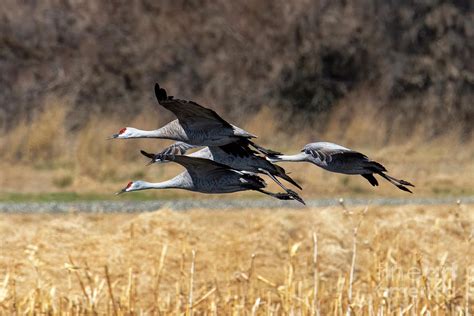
[131,127,178,140]
[129,121,186,140]
[141,176,188,190]
[269,152,309,163]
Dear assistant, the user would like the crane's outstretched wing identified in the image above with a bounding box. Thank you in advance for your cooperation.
[218,140,259,158]
[155,83,233,129]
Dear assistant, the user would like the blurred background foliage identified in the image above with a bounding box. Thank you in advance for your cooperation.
[0,0,472,138]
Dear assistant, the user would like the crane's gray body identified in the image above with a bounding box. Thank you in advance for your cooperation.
[121,155,304,203]
[123,156,275,195]
[269,142,414,193]
[270,142,378,175]
[164,169,263,194]
[302,142,375,175]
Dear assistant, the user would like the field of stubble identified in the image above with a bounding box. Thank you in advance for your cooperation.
[1,203,473,315]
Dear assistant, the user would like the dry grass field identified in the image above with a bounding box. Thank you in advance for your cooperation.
[1,203,473,315]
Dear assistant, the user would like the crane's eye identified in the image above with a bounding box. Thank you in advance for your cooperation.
[126,181,133,189]
[119,127,127,134]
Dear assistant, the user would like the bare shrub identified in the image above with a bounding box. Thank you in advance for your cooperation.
[0,1,471,141]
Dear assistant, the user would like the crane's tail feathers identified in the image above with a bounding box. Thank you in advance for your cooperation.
[378,172,414,193]
[361,174,379,186]
[241,173,267,190]
[366,160,387,173]
[247,141,282,158]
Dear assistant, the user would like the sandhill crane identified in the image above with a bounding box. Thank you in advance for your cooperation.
[139,140,302,194]
[117,155,305,204]
[268,142,415,193]
[111,83,279,157]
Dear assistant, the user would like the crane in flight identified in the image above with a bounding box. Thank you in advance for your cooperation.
[269,142,414,193]
[139,140,302,196]
[117,154,305,204]
[111,83,280,157]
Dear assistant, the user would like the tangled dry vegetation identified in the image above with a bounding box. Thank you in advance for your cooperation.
[1,1,472,139]
[1,203,473,314]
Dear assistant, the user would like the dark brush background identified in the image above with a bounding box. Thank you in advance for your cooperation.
[1,0,472,139]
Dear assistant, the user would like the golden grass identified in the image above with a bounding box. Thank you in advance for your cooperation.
[1,97,69,163]
[0,203,473,314]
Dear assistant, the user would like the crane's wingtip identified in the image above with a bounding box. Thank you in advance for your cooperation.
[154,83,168,101]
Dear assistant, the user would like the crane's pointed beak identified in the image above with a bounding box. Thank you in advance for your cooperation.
[115,188,126,195]
[108,134,119,140]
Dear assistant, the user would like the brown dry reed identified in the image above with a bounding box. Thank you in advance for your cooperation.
[1,98,473,196]
[0,203,473,315]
